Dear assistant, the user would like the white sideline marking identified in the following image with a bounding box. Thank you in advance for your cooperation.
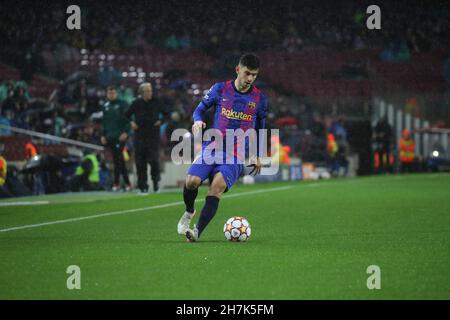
[0,201,50,207]
[0,186,292,233]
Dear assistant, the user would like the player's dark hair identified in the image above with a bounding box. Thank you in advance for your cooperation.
[106,85,117,91]
[239,53,260,70]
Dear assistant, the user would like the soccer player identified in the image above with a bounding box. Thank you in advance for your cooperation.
[177,53,268,242]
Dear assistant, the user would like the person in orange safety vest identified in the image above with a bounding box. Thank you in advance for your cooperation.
[399,129,415,173]
[25,141,38,160]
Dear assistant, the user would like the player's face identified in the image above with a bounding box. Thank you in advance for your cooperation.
[106,89,117,101]
[236,65,259,91]
[142,84,153,101]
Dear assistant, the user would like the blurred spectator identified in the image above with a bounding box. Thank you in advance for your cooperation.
[25,140,38,160]
[0,108,11,136]
[332,119,349,176]
[118,86,136,105]
[165,34,180,50]
[53,110,66,137]
[98,64,122,88]
[68,152,102,192]
[0,81,15,103]
[0,143,9,197]
[327,131,339,176]
[100,85,131,191]
[373,116,394,174]
[0,143,31,198]
[399,129,415,173]
[179,33,192,50]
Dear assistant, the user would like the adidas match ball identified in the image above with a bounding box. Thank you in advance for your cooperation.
[223,216,251,242]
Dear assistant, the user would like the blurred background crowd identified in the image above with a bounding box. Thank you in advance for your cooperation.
[0,0,449,196]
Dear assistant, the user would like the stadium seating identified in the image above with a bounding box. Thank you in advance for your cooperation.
[0,136,69,161]
[0,63,20,82]
[24,45,442,103]
[28,75,59,99]
[257,48,447,100]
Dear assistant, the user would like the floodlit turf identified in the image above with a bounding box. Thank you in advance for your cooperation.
[0,173,449,299]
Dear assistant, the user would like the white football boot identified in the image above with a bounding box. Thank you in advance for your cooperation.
[177,210,196,235]
[185,225,199,242]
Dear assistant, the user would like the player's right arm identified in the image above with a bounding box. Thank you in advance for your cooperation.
[192,83,220,134]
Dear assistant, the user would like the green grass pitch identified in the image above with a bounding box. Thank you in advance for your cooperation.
[0,173,449,299]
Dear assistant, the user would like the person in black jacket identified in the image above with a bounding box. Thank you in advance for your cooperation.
[125,82,169,194]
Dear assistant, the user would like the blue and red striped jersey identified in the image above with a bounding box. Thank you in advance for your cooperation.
[193,80,268,160]
[193,80,268,133]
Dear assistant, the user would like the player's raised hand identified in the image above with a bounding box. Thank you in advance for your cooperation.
[192,121,206,135]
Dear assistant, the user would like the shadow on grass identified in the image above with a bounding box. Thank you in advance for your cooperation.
[160,237,275,245]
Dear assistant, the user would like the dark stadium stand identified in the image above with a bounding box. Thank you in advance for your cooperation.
[0,63,58,99]
[0,136,68,161]
[0,1,448,169]
[52,47,449,100]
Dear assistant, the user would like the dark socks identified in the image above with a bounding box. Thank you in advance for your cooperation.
[183,185,198,213]
[197,196,220,237]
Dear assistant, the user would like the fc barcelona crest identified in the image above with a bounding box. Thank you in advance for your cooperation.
[248,101,256,109]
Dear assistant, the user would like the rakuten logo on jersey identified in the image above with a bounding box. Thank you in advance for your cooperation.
[221,108,253,122]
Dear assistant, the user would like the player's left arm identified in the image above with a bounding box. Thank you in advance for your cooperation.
[255,94,268,132]
[249,95,268,175]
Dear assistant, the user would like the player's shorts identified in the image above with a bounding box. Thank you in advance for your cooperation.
[187,151,244,191]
